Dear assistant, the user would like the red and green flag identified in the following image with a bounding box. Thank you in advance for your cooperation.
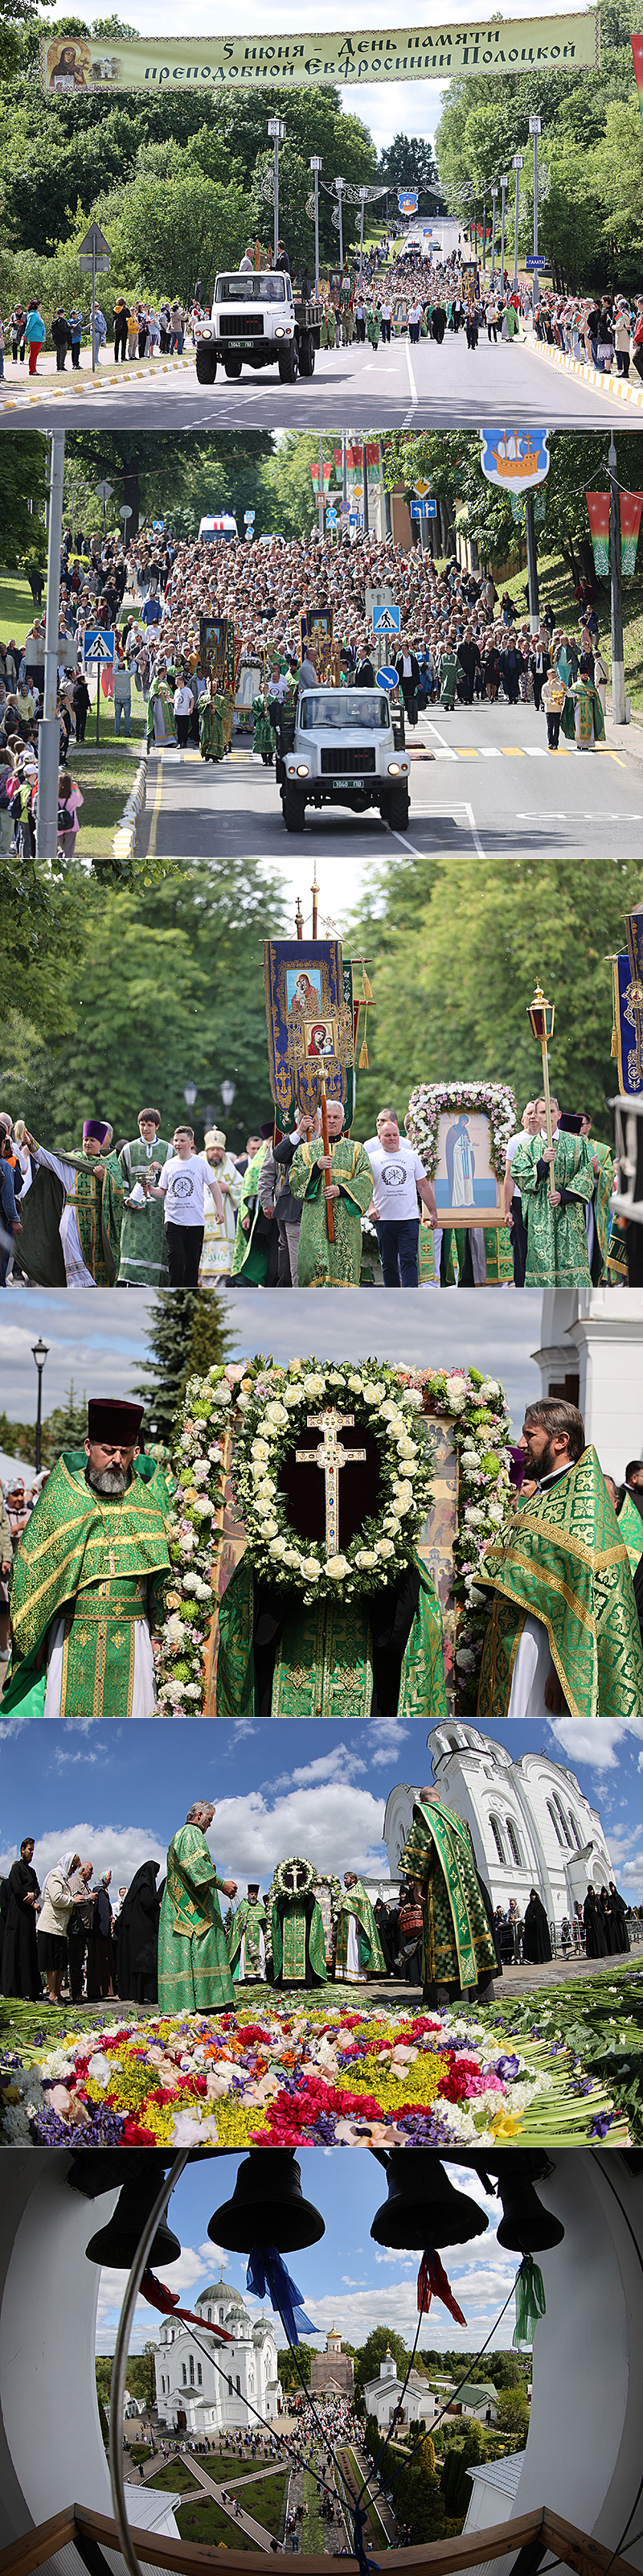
[586,491,609,574]
[620,491,643,574]
[631,33,643,131]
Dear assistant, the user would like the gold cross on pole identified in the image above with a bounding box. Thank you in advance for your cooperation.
[295,1410,367,1552]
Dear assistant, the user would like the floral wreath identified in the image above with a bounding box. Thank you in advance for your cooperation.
[228,1357,434,1606]
[157,1359,512,1719]
[270,1855,318,1902]
[406,1081,518,1186]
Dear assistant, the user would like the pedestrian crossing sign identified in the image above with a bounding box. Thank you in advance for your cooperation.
[84,628,116,664]
[372,603,401,635]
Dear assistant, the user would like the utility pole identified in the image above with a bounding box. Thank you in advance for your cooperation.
[512,153,523,286]
[268,117,286,261]
[525,495,539,633]
[499,173,507,289]
[529,114,541,324]
[490,184,498,283]
[609,431,625,724]
[310,154,322,297]
[317,436,325,539]
[36,430,65,862]
[481,195,486,274]
[362,440,370,537]
[336,176,345,270]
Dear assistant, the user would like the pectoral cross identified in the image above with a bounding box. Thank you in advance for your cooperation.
[295,1411,367,1552]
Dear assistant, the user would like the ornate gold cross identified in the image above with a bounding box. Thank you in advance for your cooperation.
[295,1410,367,1551]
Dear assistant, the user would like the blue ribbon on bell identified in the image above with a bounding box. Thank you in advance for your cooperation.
[246,2245,315,2348]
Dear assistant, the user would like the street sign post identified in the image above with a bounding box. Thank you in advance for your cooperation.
[372,602,401,635]
[526,253,547,269]
[84,627,116,746]
[376,665,399,691]
[77,220,111,375]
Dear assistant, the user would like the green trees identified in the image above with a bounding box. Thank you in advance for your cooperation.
[354,2327,409,2396]
[379,134,442,207]
[436,0,643,289]
[134,1289,228,1441]
[395,2449,447,2541]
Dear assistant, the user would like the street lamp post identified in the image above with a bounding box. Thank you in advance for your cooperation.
[529,114,542,323]
[512,153,523,287]
[221,1079,236,1114]
[499,173,507,290]
[309,154,322,297]
[358,184,369,287]
[36,430,65,862]
[268,117,286,262]
[609,431,625,725]
[31,1338,49,1477]
[481,195,486,275]
[490,184,498,282]
[183,1079,198,1114]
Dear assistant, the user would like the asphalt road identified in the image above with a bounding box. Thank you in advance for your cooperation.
[0,329,626,432]
[137,696,643,914]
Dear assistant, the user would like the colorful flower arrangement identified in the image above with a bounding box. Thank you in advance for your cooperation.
[392,1365,514,1714]
[2,1996,628,2151]
[406,1083,518,1185]
[157,1357,436,1714]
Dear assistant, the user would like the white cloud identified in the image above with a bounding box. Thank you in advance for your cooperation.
[547,1716,643,1772]
[273,1744,367,1791]
[0,1785,388,1896]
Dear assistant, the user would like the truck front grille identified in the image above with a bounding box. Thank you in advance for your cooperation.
[219,314,264,338]
[320,746,376,774]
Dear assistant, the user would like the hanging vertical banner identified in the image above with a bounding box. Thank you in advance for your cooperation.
[631,32,643,134]
[586,491,609,574]
[620,491,643,575]
[310,458,332,491]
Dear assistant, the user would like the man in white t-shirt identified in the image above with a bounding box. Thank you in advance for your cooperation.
[366,1111,436,1286]
[503,1099,539,1287]
[173,680,195,746]
[149,1125,223,1288]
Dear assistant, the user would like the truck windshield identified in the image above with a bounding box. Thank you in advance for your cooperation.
[300,693,391,730]
[216,275,287,302]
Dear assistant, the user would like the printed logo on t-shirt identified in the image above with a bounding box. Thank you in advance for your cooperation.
[380,1160,408,1189]
[171,1171,195,1200]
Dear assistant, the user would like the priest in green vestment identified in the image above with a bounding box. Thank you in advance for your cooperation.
[561,668,606,749]
[231,1142,272,1283]
[227,1883,268,1983]
[158,1802,237,2013]
[216,1548,447,1720]
[118,1109,171,1287]
[268,1858,327,1989]
[334,1874,386,1983]
[510,1095,593,1287]
[399,1791,499,2005]
[578,1114,615,1283]
[477,1398,643,1720]
[290,1101,374,1287]
[17,1117,123,1287]
[4,1397,171,1719]
[616,1461,643,1654]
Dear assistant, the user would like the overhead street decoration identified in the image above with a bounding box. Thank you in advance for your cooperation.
[479,426,551,494]
[41,13,600,94]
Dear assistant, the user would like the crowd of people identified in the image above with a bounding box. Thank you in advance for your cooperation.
[0,1083,626,1294]
[534,290,643,381]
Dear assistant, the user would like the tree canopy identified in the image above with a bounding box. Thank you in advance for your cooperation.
[435,0,643,289]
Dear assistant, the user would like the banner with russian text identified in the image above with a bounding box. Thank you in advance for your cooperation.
[586,491,609,575]
[40,14,600,96]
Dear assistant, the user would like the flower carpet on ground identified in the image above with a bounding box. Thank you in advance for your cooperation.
[0,1989,632,2147]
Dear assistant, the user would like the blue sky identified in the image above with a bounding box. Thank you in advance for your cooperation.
[94,2148,530,2360]
[1,1286,553,1449]
[2,1712,643,1895]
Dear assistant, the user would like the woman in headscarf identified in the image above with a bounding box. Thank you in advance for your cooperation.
[2,1836,41,1999]
[116,1860,162,2003]
[37,1850,80,2001]
[87,1871,115,1999]
[609,1882,631,1954]
[584,1884,608,1958]
[522,1888,552,1964]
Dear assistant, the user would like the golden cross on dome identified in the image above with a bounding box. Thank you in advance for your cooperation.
[295,1410,367,1552]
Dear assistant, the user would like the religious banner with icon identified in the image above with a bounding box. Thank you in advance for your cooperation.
[264,939,354,1120]
[610,907,643,1099]
[199,615,235,687]
[301,608,334,679]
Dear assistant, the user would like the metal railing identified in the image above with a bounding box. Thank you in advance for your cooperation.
[1,2500,642,2576]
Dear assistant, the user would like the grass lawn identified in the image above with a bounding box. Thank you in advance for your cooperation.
[175,2500,264,2549]
[69,733,144,863]
[208,2455,279,2479]
[146,2463,201,2492]
[495,543,643,717]
[337,2447,387,2545]
[0,569,39,639]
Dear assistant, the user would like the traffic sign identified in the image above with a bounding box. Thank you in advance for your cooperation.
[326,508,338,524]
[84,629,116,665]
[78,220,111,274]
[244,508,256,521]
[376,665,399,690]
[414,478,432,497]
[372,602,401,635]
[525,253,547,269]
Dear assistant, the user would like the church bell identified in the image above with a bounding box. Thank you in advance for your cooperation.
[371,2152,489,2250]
[207,2151,325,2255]
[86,2167,182,2270]
[494,2166,565,2254]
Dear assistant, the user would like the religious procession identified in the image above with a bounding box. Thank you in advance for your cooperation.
[2,898,640,1292]
[2,1375,643,1723]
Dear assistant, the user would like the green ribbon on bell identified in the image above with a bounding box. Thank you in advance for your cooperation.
[513,2253,547,2349]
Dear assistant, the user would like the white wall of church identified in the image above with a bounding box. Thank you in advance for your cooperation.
[154,2289,281,2437]
[383,1728,613,1926]
[534,1290,643,1479]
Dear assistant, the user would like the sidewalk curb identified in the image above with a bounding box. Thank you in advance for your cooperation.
[0,352,194,412]
[523,331,643,414]
[604,715,643,775]
[111,747,148,870]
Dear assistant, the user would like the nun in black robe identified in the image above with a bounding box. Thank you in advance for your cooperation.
[522,1889,552,1965]
[584,1887,608,1958]
[2,1843,41,1999]
[117,1861,162,2003]
[609,1883,631,1954]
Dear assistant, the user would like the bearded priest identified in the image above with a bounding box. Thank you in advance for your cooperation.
[4,1398,171,1718]
[477,1398,643,1719]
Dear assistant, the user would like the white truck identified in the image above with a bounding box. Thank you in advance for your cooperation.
[194,272,321,384]
[276,686,411,834]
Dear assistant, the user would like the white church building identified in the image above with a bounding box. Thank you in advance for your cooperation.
[383,1728,614,1933]
[362,2352,434,2434]
[154,2279,282,2438]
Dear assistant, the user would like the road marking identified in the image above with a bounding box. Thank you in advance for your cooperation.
[463,799,485,859]
[145,755,164,861]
